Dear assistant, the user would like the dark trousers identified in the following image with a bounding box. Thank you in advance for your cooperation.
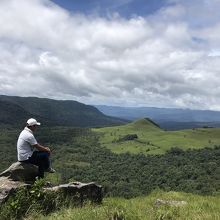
[25,151,50,178]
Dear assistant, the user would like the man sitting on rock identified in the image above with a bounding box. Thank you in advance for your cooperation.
[17,118,55,178]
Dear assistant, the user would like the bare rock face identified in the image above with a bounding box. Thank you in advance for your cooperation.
[0,176,29,204]
[0,161,38,182]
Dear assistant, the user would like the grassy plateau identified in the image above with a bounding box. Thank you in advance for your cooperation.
[93,118,220,154]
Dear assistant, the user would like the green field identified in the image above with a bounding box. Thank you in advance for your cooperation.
[25,190,220,220]
[93,118,220,154]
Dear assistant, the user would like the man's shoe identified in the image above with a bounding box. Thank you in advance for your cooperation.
[44,181,53,187]
[45,167,56,173]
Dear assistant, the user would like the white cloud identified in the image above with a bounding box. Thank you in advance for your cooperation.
[0,0,220,110]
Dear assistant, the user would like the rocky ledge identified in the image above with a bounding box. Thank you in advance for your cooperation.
[0,162,103,205]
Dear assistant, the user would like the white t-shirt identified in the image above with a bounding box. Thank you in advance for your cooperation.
[17,127,38,161]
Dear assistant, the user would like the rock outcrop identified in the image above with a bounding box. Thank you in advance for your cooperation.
[0,176,29,204]
[45,181,103,204]
[0,161,39,182]
[0,162,38,204]
[0,162,103,205]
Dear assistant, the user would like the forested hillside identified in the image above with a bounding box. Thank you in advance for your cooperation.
[0,95,127,127]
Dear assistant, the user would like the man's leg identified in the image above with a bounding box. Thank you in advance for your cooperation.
[28,151,50,178]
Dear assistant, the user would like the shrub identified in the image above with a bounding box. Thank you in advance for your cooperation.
[0,179,82,220]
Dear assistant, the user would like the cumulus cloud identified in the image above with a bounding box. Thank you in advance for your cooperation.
[0,0,220,110]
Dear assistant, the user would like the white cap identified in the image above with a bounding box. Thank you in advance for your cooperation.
[27,118,41,126]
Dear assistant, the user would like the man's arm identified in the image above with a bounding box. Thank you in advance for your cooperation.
[33,144,51,154]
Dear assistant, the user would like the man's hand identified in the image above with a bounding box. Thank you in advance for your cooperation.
[33,144,52,155]
[45,147,51,155]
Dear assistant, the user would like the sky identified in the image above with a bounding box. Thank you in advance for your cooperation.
[0,0,220,110]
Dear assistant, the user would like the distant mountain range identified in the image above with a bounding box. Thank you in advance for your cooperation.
[0,95,127,127]
[2,95,220,130]
[95,105,220,130]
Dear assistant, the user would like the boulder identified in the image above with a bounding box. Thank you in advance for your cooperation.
[155,199,187,207]
[45,181,103,204]
[0,162,38,182]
